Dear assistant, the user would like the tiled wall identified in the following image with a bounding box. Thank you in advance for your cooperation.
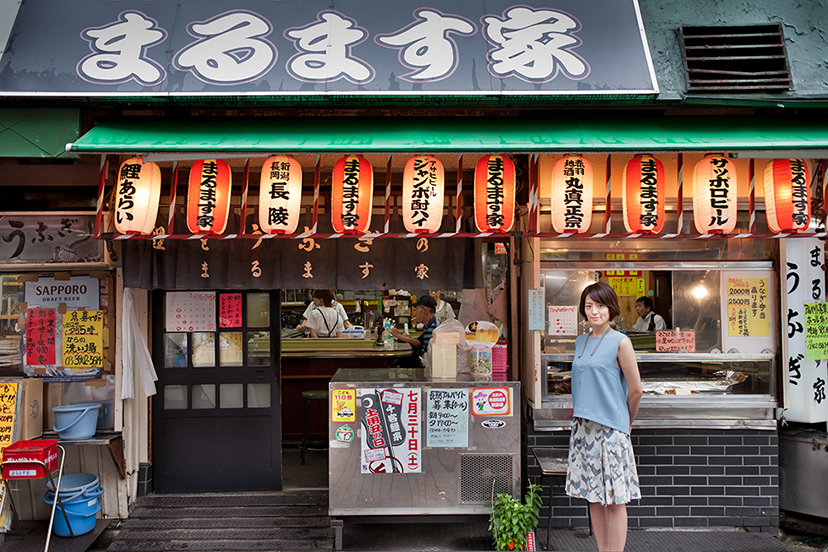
[524,423,779,533]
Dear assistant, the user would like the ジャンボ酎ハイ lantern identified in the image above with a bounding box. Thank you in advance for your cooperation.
[402,155,444,233]
[114,156,162,235]
[332,155,374,234]
[764,158,811,233]
[187,159,233,234]
[474,154,515,232]
[259,155,302,234]
[551,154,593,233]
[692,154,737,234]
[623,154,666,234]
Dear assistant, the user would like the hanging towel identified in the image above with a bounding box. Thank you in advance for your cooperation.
[121,288,158,399]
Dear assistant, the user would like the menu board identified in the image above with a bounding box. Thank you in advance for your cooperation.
[219,294,242,328]
[166,291,217,332]
[62,310,104,369]
[0,382,19,530]
[25,308,56,365]
[426,389,469,448]
[726,278,769,337]
[656,330,695,353]
[804,302,828,361]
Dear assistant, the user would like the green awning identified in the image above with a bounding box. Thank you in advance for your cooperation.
[1,108,79,157]
[67,115,828,155]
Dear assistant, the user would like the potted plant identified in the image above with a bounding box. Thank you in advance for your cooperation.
[488,482,543,551]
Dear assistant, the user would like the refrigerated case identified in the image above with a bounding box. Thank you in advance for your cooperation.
[328,368,520,517]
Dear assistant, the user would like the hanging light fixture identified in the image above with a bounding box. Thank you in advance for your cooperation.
[258,155,303,234]
[764,158,811,233]
[187,159,233,234]
[551,154,593,233]
[622,154,666,234]
[114,156,161,235]
[474,154,515,232]
[692,154,737,234]
[402,155,445,233]
[332,155,373,233]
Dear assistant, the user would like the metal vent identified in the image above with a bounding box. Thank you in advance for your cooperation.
[681,25,792,92]
[459,454,514,504]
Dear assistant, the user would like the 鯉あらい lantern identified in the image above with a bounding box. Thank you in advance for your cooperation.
[402,155,444,233]
[187,159,233,234]
[764,158,811,233]
[115,156,162,235]
[551,154,593,233]
[259,155,302,234]
[474,154,515,232]
[692,154,737,234]
[623,154,666,234]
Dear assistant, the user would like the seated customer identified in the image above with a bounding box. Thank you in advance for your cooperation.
[390,296,440,366]
[632,296,666,331]
[305,289,345,338]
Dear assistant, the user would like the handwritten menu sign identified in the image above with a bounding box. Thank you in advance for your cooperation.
[426,389,469,448]
[25,308,56,365]
[548,306,578,336]
[804,302,828,361]
[727,278,769,337]
[62,310,104,369]
[220,294,242,328]
[166,291,216,332]
[656,330,696,353]
[0,381,18,526]
[607,276,642,297]
[527,289,545,330]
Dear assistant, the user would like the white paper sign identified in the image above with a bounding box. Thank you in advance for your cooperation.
[548,306,578,336]
[166,291,217,332]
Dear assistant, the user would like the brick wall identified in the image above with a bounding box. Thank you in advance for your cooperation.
[524,423,779,532]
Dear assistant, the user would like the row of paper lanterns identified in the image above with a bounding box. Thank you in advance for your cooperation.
[114,153,811,236]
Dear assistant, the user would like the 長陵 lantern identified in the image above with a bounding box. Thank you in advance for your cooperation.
[259,155,302,234]
[187,159,233,234]
[551,154,593,234]
[332,155,373,234]
[764,158,811,233]
[114,156,161,235]
[474,154,515,232]
[623,154,665,234]
[402,155,444,233]
[692,154,737,234]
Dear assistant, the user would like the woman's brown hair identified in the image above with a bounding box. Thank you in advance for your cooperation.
[313,289,334,308]
[579,281,621,320]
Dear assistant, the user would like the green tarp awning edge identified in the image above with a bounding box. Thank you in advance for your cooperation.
[1,108,79,158]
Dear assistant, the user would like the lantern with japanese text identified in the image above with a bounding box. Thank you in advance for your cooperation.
[402,155,445,233]
[622,154,666,234]
[332,155,373,234]
[474,154,516,232]
[258,155,302,234]
[692,154,737,234]
[551,154,593,233]
[764,158,811,233]
[187,159,233,234]
[114,157,161,235]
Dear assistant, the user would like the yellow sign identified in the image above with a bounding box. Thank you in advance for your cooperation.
[726,278,769,337]
[0,382,18,527]
[62,310,104,369]
[607,277,639,297]
[331,389,356,423]
[804,303,828,360]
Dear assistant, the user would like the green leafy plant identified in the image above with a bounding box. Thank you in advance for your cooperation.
[488,482,543,551]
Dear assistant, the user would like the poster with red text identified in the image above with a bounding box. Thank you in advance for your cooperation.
[359,388,421,474]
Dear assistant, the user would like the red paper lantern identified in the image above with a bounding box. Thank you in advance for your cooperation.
[764,159,811,233]
[332,155,373,234]
[259,155,302,234]
[551,154,593,233]
[474,154,516,232]
[114,156,161,235]
[692,154,737,234]
[622,154,666,234]
[187,159,233,234]
[402,155,445,233]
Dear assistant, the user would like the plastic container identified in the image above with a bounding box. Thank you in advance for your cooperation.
[44,484,104,537]
[52,403,102,440]
[1,440,58,479]
[46,472,100,501]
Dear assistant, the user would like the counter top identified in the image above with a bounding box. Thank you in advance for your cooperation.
[282,338,412,358]
[330,367,513,385]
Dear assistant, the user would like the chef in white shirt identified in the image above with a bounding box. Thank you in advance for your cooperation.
[631,296,666,332]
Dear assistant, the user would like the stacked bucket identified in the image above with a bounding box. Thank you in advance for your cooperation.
[43,472,104,537]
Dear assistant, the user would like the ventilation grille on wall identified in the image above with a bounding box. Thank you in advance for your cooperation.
[681,25,792,93]
[459,454,514,504]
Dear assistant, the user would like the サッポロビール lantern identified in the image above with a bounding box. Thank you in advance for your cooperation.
[764,158,811,233]
[332,155,373,234]
[402,155,444,233]
[692,154,737,234]
[551,154,593,233]
[623,154,666,234]
[114,156,162,235]
[187,159,233,234]
[474,155,515,232]
[259,155,302,234]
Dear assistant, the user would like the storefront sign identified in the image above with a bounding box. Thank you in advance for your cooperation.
[656,330,695,353]
[359,388,421,474]
[804,303,828,361]
[0,382,18,528]
[474,155,516,233]
[0,1,657,96]
[693,154,737,234]
[24,276,100,310]
[764,158,811,233]
[115,157,162,235]
[62,310,104,369]
[551,154,593,233]
[402,155,444,233]
[259,155,302,235]
[332,155,373,234]
[187,159,232,234]
[426,388,469,448]
[0,215,103,264]
[527,289,545,331]
[623,154,665,234]
[726,277,769,337]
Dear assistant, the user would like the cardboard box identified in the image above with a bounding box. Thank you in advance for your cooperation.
[0,377,43,440]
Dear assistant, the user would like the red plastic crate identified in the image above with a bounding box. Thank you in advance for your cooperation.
[492,344,508,373]
[2,439,58,479]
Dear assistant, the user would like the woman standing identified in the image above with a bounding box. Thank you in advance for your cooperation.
[566,282,643,552]
[304,289,345,338]
[429,290,456,324]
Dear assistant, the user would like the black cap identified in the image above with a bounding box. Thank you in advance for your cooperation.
[413,296,437,310]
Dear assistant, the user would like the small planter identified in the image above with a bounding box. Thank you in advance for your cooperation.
[488,482,542,551]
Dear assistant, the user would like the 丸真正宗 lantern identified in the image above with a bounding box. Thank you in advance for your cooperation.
[332,155,373,233]
[114,157,161,235]
[259,155,302,234]
[187,159,233,234]
[402,155,444,233]
[474,154,515,232]
[623,154,666,234]
[692,154,737,234]
[551,154,593,233]
[764,158,811,233]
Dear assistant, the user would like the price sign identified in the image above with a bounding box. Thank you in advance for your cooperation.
[656,330,695,353]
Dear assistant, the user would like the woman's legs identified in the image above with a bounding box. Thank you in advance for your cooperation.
[589,502,628,552]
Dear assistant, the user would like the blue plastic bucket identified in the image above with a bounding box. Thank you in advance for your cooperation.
[43,486,103,537]
[46,473,100,502]
[52,403,101,440]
